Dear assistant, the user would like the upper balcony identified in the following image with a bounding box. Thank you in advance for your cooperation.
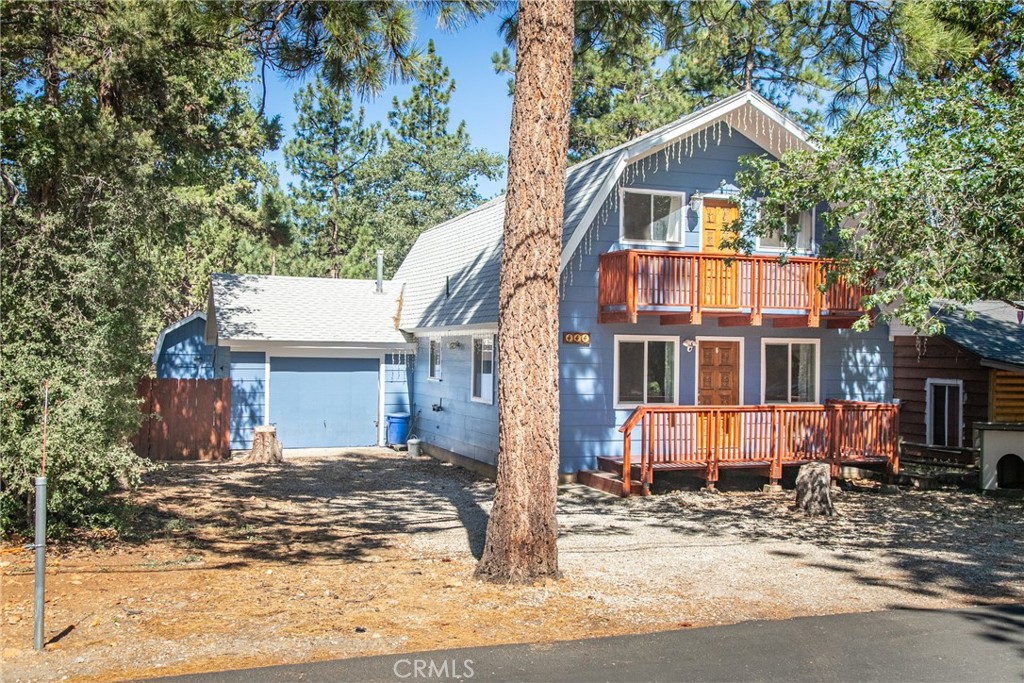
[597,249,868,328]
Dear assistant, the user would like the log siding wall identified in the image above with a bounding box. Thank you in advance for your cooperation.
[893,336,989,456]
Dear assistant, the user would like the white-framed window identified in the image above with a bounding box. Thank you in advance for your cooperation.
[757,209,814,253]
[926,379,963,448]
[471,335,495,404]
[428,339,442,380]
[761,339,820,404]
[614,335,678,407]
[621,189,685,243]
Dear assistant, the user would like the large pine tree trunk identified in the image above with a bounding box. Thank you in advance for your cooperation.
[475,0,574,584]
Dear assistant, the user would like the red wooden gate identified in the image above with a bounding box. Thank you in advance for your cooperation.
[136,378,231,461]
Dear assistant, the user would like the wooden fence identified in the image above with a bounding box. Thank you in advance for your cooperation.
[135,378,231,461]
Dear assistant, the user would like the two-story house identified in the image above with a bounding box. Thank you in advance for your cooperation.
[198,90,900,493]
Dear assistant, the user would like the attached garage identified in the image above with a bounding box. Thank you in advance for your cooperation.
[269,356,380,448]
[206,273,414,451]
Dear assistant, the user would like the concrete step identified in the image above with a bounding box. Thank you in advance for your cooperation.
[576,469,647,497]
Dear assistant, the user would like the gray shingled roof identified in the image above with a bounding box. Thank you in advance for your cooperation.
[396,91,807,331]
[209,273,410,345]
[937,300,1024,370]
[394,148,633,331]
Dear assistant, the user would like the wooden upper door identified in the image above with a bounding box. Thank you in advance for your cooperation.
[701,199,739,254]
[700,199,741,308]
[697,340,740,405]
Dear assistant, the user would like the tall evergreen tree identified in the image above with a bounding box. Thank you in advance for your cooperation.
[475,0,574,584]
[283,78,380,278]
[0,0,275,532]
[370,40,504,273]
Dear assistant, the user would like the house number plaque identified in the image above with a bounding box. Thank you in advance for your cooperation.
[562,331,591,346]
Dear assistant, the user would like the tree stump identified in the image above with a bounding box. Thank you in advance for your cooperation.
[795,462,835,516]
[247,426,283,464]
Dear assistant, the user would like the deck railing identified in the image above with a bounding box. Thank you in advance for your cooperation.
[618,401,899,495]
[598,249,869,325]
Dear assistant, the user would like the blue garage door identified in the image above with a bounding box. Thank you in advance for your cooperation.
[230,352,266,450]
[269,357,379,448]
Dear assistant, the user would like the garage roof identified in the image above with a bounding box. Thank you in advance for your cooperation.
[207,273,411,347]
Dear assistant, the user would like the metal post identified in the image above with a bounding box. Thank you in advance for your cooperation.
[375,249,384,294]
[33,476,46,651]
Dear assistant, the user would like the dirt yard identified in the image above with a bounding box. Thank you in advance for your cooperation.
[3,449,1022,682]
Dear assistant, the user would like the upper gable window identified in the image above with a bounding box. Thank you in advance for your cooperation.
[622,190,685,243]
[758,210,814,252]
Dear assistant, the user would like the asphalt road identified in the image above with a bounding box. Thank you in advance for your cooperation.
[150,604,1024,683]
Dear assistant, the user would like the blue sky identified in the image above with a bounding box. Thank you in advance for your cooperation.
[259,13,513,198]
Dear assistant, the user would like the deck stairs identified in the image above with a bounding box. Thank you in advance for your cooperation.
[575,456,647,497]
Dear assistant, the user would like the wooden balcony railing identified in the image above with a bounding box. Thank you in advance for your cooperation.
[598,249,869,327]
[618,401,899,495]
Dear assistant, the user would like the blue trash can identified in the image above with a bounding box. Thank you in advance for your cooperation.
[385,412,411,446]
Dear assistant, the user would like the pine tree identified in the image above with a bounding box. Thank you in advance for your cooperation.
[475,0,574,584]
[0,0,274,532]
[370,41,504,274]
[283,79,380,278]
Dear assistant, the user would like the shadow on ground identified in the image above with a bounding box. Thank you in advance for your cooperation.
[118,449,491,565]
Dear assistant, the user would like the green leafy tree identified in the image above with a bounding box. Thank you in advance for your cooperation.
[370,40,504,272]
[0,1,275,533]
[735,2,1024,331]
[283,78,380,278]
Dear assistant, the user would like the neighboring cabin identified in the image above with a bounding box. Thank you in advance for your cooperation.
[156,91,902,491]
[892,301,1024,464]
[152,312,228,380]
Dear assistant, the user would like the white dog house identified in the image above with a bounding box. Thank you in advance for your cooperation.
[977,423,1024,491]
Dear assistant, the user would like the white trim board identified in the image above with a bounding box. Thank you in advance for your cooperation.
[223,340,414,354]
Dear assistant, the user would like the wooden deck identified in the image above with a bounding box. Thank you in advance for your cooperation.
[612,401,899,495]
[598,249,869,327]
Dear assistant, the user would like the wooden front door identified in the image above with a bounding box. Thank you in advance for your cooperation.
[700,199,740,308]
[697,340,741,455]
[697,340,741,405]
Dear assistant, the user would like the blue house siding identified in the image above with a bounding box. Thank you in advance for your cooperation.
[410,335,499,465]
[556,130,893,473]
[229,352,266,450]
[154,316,228,379]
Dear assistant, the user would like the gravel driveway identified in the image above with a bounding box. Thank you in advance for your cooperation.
[2,448,1021,682]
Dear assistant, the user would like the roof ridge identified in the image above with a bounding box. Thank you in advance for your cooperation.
[410,195,506,240]
[212,272,396,285]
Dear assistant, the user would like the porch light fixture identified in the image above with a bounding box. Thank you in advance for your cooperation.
[688,191,704,213]
[682,339,697,353]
